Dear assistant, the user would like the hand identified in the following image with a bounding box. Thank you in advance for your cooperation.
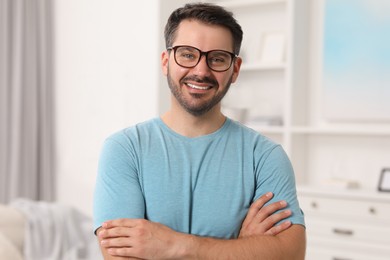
[98,218,186,259]
[239,192,292,238]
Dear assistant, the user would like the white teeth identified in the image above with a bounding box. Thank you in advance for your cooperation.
[187,83,210,90]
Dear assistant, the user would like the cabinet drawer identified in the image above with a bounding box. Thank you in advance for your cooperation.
[307,237,390,260]
[299,195,390,221]
[305,217,390,245]
[306,246,390,260]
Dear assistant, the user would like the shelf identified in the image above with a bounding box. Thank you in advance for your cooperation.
[298,185,390,204]
[246,123,284,134]
[240,62,286,71]
[291,126,390,136]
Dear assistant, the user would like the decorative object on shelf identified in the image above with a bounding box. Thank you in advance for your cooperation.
[322,0,390,122]
[247,115,283,126]
[322,177,360,190]
[378,168,390,192]
[259,31,286,63]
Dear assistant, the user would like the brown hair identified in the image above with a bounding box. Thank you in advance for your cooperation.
[164,2,243,55]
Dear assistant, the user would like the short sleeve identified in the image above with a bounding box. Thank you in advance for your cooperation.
[254,145,305,227]
[93,135,145,233]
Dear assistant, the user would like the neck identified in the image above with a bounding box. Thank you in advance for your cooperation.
[161,104,226,138]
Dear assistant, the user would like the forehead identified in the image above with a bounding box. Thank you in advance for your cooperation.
[173,19,234,52]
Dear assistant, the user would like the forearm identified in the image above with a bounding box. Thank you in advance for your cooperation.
[181,225,306,260]
[189,236,289,260]
[98,195,305,260]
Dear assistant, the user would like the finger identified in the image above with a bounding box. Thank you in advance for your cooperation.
[256,200,288,223]
[258,209,292,230]
[242,192,273,227]
[251,192,274,210]
[264,220,292,236]
[103,218,143,229]
[101,236,132,248]
[107,247,133,257]
[99,226,132,239]
[106,247,146,259]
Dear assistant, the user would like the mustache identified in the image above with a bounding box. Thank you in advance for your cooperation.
[181,75,218,86]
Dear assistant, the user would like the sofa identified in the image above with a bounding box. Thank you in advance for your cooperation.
[0,204,25,260]
[0,200,102,260]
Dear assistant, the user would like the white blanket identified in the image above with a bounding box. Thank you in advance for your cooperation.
[10,199,102,260]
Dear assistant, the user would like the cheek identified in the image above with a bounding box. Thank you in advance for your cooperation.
[168,64,188,82]
[162,66,168,76]
[217,74,233,88]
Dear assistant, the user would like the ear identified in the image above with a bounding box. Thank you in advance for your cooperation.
[231,56,242,83]
[161,50,169,76]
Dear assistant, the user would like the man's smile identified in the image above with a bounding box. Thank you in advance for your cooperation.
[186,83,212,90]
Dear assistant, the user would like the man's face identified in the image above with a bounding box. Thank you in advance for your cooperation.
[162,20,241,116]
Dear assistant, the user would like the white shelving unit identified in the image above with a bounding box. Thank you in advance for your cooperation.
[289,0,390,191]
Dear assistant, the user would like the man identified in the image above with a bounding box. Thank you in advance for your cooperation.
[94,3,306,259]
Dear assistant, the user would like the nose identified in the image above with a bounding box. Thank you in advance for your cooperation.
[193,54,211,74]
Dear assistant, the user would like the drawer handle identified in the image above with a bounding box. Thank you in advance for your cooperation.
[332,258,353,260]
[333,228,354,236]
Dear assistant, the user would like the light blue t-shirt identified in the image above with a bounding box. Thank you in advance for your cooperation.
[93,117,304,238]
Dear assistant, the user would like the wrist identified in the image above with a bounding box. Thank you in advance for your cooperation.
[181,235,222,260]
[169,232,200,259]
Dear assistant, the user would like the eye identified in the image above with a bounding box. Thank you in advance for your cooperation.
[181,52,196,60]
[177,48,198,61]
[209,52,230,64]
[209,56,226,64]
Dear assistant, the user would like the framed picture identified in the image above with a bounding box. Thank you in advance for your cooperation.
[378,168,390,192]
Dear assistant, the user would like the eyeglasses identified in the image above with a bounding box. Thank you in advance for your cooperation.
[167,45,237,72]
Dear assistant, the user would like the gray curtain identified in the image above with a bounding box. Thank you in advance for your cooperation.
[0,0,55,203]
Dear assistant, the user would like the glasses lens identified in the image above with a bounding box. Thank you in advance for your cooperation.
[208,51,233,71]
[175,46,200,68]
[173,46,234,72]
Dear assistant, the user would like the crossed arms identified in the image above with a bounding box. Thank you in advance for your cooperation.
[96,192,306,260]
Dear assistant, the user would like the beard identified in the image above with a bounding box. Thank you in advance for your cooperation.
[167,68,233,117]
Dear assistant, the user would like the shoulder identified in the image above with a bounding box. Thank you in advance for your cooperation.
[227,119,279,150]
[226,120,290,166]
[99,118,161,155]
[105,118,160,142]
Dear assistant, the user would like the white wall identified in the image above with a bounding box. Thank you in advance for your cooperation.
[54,0,161,215]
